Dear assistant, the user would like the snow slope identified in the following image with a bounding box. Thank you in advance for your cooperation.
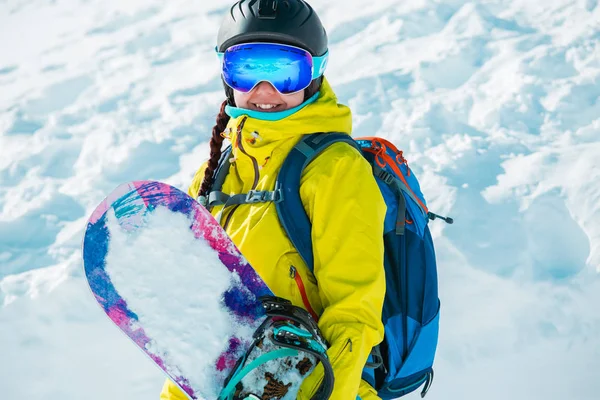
[1,0,599,398]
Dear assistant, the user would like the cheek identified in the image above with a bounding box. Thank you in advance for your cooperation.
[286,91,305,108]
[233,90,250,108]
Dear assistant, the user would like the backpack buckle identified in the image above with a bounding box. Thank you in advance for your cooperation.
[245,189,284,204]
[246,190,268,203]
[378,169,395,186]
[364,345,387,372]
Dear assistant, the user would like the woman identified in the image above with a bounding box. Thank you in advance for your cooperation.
[161,1,386,399]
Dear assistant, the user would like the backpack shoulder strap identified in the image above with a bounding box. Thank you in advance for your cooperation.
[201,145,232,208]
[275,133,360,274]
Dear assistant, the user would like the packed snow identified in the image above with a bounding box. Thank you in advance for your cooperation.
[103,205,255,399]
[1,0,599,399]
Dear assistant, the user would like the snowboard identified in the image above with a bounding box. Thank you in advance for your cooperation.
[82,181,323,400]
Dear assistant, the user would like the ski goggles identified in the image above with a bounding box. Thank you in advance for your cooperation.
[217,42,329,95]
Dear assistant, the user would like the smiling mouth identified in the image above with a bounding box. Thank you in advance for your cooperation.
[252,103,282,112]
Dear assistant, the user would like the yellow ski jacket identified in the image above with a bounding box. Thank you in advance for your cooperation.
[161,78,386,400]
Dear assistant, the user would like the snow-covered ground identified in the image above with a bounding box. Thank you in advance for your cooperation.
[1,0,599,398]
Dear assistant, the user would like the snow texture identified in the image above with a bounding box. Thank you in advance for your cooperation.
[1,0,599,399]
[104,205,253,398]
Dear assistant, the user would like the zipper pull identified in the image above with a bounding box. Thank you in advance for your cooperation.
[427,211,454,225]
[220,127,232,139]
[246,131,261,145]
[420,370,434,398]
[289,266,297,278]
[259,156,270,170]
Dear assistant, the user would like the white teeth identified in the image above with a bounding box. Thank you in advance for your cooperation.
[255,104,278,110]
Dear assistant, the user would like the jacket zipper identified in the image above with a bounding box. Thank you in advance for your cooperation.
[222,117,258,231]
[222,204,240,231]
[402,241,408,360]
[333,338,353,362]
[289,266,319,322]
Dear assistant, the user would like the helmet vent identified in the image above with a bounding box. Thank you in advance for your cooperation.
[258,0,278,19]
[246,0,255,17]
[218,0,328,56]
[229,3,238,22]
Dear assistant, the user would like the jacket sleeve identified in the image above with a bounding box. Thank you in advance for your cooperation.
[187,161,208,199]
[160,379,189,400]
[297,142,387,400]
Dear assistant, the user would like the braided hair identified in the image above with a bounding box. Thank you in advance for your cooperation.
[198,77,323,200]
[198,100,231,199]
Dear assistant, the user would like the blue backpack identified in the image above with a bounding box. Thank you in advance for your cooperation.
[207,133,449,399]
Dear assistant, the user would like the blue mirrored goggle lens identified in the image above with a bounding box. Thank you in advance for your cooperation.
[222,43,314,94]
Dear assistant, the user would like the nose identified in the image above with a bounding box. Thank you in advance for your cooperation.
[252,81,278,94]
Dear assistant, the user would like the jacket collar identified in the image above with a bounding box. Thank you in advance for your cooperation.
[224,77,352,149]
[225,91,321,121]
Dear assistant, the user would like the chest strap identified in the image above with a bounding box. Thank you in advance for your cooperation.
[208,188,283,207]
[205,146,284,223]
[209,188,284,224]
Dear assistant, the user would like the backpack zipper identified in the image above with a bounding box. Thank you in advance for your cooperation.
[363,147,428,215]
[403,247,409,360]
[289,266,319,322]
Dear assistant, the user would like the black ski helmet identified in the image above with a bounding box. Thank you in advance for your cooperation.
[217,0,328,56]
[217,0,328,103]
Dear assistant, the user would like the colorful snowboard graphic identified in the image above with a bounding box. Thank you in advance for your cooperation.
[82,181,320,399]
